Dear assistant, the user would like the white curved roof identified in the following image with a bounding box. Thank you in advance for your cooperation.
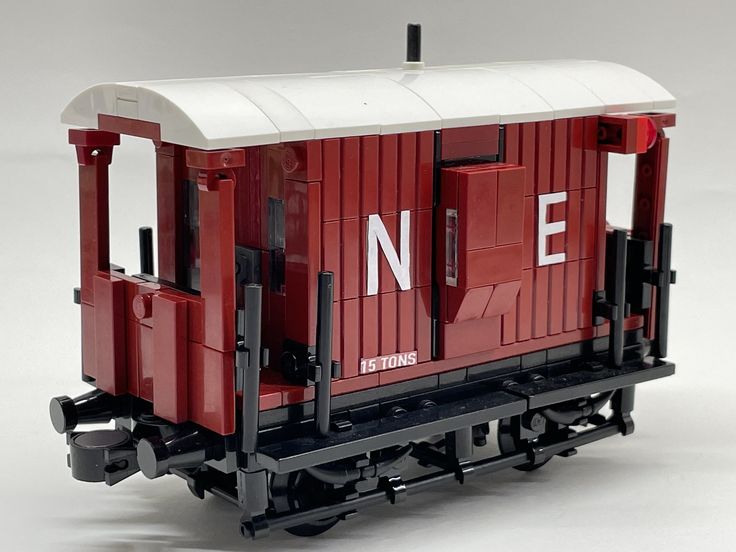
[62,60,675,150]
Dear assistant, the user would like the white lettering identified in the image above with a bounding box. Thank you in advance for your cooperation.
[359,351,418,374]
[537,192,567,266]
[366,210,411,295]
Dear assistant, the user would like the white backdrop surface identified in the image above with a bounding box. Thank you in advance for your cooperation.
[1,1,734,550]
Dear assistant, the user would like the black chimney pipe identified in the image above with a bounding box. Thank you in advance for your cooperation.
[406,23,421,63]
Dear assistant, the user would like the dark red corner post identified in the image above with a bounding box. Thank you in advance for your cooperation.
[185,148,245,354]
[596,113,675,344]
[69,129,128,394]
[631,114,676,341]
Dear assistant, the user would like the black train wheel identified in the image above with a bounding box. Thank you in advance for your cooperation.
[497,416,556,472]
[270,470,340,537]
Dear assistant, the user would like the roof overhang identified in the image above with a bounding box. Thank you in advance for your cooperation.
[62,60,676,150]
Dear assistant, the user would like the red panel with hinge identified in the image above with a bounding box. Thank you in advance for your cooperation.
[436,163,525,355]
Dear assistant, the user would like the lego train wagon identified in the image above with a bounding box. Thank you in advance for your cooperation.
[50,31,677,539]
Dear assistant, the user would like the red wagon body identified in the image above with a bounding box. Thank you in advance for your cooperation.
[74,112,666,435]
[51,38,678,538]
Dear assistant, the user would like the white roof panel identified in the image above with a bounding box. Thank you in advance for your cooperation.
[384,66,554,127]
[62,60,675,150]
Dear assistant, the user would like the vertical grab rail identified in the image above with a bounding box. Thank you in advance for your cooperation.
[651,223,675,359]
[606,229,628,367]
[239,284,262,454]
[315,272,335,437]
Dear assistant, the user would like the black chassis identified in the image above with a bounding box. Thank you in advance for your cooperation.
[51,221,676,539]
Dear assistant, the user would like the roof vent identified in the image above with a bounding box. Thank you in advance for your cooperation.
[403,23,425,70]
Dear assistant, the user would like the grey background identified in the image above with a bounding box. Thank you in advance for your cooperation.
[1,1,734,550]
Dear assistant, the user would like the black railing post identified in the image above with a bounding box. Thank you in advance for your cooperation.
[239,284,262,454]
[607,229,628,367]
[138,226,154,275]
[652,223,674,358]
[235,285,270,539]
[315,272,334,436]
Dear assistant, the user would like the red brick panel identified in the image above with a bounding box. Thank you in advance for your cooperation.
[341,137,360,219]
[417,132,434,210]
[136,324,153,401]
[564,260,581,332]
[360,295,379,360]
[152,294,189,423]
[93,273,127,395]
[568,118,583,191]
[360,136,379,216]
[284,179,321,346]
[378,291,398,356]
[415,286,432,362]
[316,133,434,378]
[188,344,235,434]
[341,217,361,299]
[125,319,140,396]
[535,120,552,195]
[379,135,398,214]
[321,220,341,300]
[322,139,341,222]
[282,140,322,182]
[234,147,263,249]
[155,144,186,283]
[496,167,525,245]
[441,124,499,161]
[341,298,360,378]
[81,302,96,380]
[520,123,536,195]
[398,133,417,211]
[198,177,236,352]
